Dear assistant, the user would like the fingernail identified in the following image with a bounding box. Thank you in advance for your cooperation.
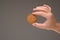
[33,8,36,10]
[32,12,36,14]
[32,23,36,26]
[43,4,48,7]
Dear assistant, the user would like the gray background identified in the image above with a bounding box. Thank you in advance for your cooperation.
[0,0,60,40]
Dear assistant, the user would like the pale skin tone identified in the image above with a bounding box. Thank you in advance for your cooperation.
[32,4,60,34]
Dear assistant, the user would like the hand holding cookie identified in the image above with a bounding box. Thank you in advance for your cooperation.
[27,4,60,34]
[32,4,57,30]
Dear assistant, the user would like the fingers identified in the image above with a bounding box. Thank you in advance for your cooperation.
[32,4,52,18]
[32,23,46,29]
[33,4,51,13]
[33,7,48,13]
[32,11,47,18]
[43,4,51,11]
[32,23,52,30]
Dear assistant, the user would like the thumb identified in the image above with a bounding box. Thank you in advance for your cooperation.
[32,23,45,29]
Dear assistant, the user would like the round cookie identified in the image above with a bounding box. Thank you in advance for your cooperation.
[27,14,37,24]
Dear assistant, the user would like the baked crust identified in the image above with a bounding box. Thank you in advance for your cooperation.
[27,14,37,24]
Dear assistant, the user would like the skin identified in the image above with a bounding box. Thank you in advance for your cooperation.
[32,4,60,34]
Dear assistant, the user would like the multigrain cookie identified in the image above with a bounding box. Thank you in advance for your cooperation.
[27,14,37,24]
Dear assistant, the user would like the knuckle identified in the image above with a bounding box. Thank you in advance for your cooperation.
[48,13,53,18]
[49,14,53,16]
[46,13,53,18]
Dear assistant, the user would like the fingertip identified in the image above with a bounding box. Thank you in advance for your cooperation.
[32,23,37,26]
[33,8,36,11]
[43,4,47,6]
[43,4,50,7]
[32,23,36,25]
[32,13,35,14]
[33,7,38,11]
[32,12,37,15]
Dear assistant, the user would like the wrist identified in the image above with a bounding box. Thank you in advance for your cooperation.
[52,23,60,33]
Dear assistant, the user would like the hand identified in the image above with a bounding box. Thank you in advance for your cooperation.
[32,4,57,30]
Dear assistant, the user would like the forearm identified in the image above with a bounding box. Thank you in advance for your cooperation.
[52,23,60,34]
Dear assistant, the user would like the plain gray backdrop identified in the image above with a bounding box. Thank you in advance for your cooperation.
[0,0,60,40]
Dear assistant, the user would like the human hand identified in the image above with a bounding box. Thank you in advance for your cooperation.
[32,4,57,30]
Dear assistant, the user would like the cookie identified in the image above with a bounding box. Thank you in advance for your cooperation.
[27,14,37,24]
